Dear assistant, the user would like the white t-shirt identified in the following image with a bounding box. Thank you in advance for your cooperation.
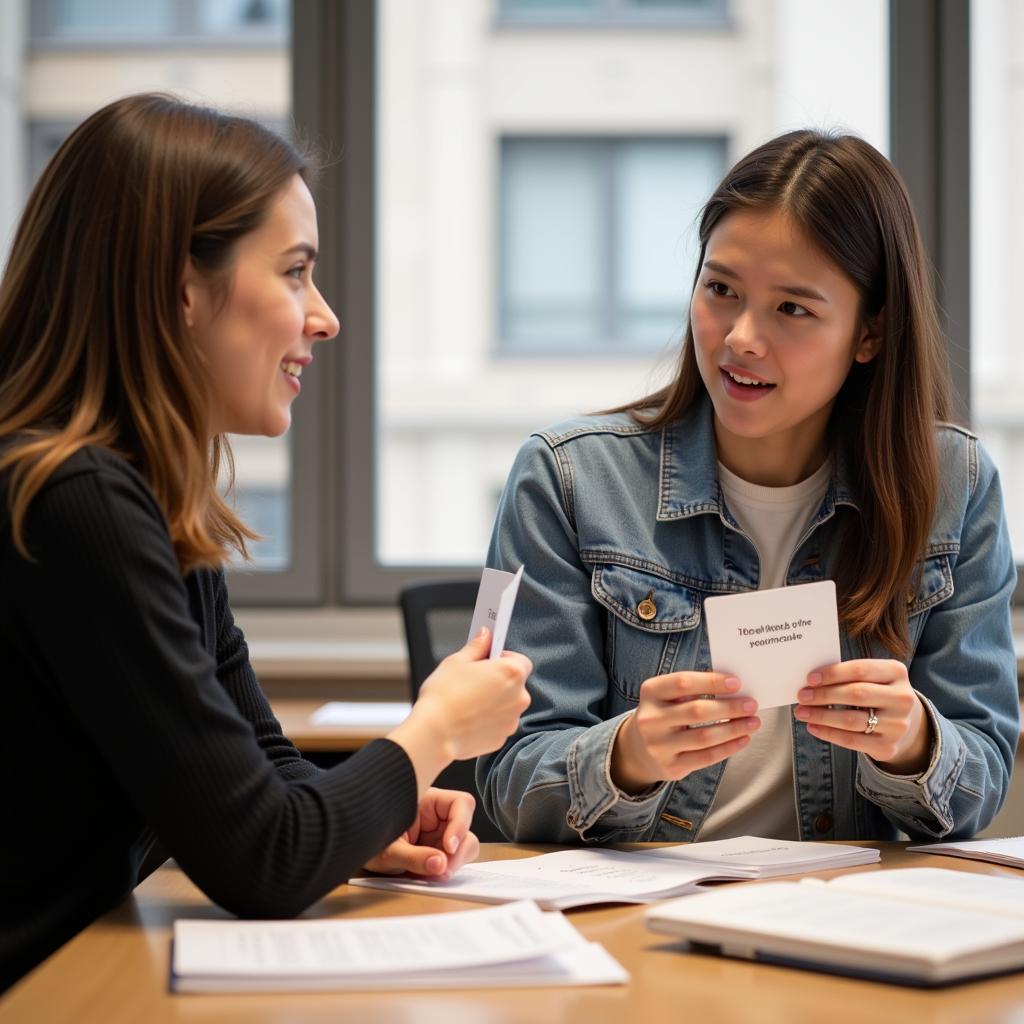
[698,458,832,841]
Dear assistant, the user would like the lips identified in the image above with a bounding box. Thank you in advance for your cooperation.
[720,366,776,402]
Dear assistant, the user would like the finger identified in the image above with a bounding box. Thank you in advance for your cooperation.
[642,672,741,702]
[794,704,879,734]
[796,681,892,708]
[646,715,761,757]
[668,732,754,779]
[807,659,907,687]
[498,650,533,678]
[434,790,475,855]
[803,721,881,756]
[443,829,481,876]
[669,696,758,727]
[446,627,491,662]
[383,838,451,878]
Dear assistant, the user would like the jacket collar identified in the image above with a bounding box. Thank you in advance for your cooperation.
[656,394,861,521]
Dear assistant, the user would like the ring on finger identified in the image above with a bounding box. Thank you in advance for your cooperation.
[863,708,879,735]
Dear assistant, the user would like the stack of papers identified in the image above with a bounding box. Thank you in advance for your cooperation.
[350,836,880,910]
[172,901,627,993]
[908,836,1024,869]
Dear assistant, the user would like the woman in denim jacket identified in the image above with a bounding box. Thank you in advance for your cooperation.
[480,130,1018,844]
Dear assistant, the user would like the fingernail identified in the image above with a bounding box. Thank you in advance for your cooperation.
[798,688,814,702]
[426,855,445,873]
[742,699,757,713]
[447,836,460,854]
[724,677,741,691]
[807,672,822,686]
[476,626,489,639]
[745,717,760,730]
[794,706,810,721]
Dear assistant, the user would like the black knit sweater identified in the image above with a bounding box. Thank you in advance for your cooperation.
[0,446,418,991]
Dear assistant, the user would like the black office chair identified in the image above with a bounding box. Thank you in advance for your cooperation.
[399,578,506,842]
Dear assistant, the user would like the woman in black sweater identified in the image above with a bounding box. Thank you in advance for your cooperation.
[0,93,531,991]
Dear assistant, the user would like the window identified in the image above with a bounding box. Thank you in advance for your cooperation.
[11,0,297,593]
[31,0,288,44]
[971,1,1024,573]
[498,0,729,27]
[500,137,726,353]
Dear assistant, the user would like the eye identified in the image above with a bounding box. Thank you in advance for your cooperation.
[286,263,306,281]
[779,300,811,317]
[705,280,736,299]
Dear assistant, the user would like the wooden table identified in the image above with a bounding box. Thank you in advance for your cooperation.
[6,843,1024,1023]
[270,698,403,753]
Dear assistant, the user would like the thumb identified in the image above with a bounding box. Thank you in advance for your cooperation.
[449,626,491,662]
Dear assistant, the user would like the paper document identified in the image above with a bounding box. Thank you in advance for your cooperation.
[171,900,627,992]
[469,565,524,659]
[350,837,879,910]
[908,836,1024,870]
[704,580,840,708]
[310,702,412,728]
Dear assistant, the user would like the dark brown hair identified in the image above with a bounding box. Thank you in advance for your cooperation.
[0,93,312,572]
[624,130,952,658]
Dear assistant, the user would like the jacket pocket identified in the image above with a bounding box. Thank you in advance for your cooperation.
[907,551,954,617]
[590,561,702,701]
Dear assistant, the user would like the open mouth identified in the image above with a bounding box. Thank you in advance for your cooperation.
[281,361,303,379]
[722,367,775,392]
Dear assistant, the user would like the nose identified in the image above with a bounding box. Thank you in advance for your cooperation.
[724,307,767,357]
[306,285,340,342]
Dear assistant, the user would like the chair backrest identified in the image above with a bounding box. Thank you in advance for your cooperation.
[398,577,507,841]
[399,579,481,697]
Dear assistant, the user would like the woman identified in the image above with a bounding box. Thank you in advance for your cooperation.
[0,94,531,990]
[479,130,1017,845]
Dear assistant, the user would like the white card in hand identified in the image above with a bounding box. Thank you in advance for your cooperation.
[469,566,524,659]
[703,580,840,709]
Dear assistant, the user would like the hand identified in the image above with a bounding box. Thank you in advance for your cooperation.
[388,628,532,795]
[363,788,481,881]
[794,659,932,774]
[611,671,761,794]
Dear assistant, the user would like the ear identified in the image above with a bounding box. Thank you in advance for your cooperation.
[181,258,209,330]
[854,309,884,364]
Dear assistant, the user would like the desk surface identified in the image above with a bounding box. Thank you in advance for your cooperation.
[271,698,398,752]
[5,843,1024,1024]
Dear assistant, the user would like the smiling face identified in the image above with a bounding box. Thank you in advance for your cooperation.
[690,206,881,486]
[184,174,339,438]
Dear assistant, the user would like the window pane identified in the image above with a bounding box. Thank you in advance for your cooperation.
[971,1,1024,562]
[374,0,887,569]
[615,138,725,349]
[10,1,292,572]
[502,139,606,349]
[46,0,172,36]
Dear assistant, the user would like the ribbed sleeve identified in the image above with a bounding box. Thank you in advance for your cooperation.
[0,447,418,990]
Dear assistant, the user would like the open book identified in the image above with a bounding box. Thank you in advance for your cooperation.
[645,867,1024,986]
[908,836,1024,869]
[350,836,879,910]
[171,900,627,993]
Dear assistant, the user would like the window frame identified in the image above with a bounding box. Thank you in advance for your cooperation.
[495,0,730,30]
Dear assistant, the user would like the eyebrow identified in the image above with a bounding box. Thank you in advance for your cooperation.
[283,243,318,261]
[702,259,828,303]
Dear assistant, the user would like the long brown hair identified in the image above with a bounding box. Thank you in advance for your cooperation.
[0,93,311,572]
[625,130,951,658]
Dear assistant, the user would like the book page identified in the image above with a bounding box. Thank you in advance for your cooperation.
[647,882,1024,963]
[824,867,1024,918]
[351,849,750,908]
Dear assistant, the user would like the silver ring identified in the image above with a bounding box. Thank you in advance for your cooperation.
[864,708,879,735]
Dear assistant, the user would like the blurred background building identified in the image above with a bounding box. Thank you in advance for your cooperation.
[0,0,1020,593]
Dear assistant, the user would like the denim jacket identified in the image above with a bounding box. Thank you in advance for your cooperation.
[479,398,1018,844]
